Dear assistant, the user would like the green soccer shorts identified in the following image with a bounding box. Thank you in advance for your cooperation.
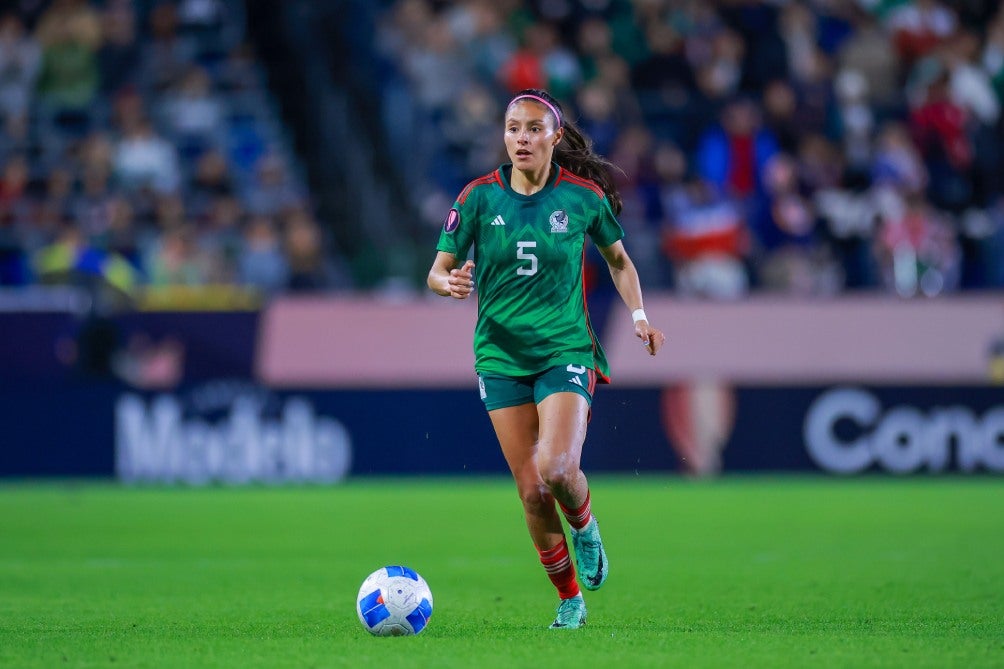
[478,364,597,411]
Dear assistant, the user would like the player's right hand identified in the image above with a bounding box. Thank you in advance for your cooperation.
[447,260,475,299]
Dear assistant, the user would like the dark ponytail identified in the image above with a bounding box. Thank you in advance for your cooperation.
[507,88,624,215]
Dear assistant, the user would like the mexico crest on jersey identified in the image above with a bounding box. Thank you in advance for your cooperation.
[549,210,568,233]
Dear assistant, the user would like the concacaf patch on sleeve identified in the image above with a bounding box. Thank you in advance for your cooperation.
[443,207,460,233]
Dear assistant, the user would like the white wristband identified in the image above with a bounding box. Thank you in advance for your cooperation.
[631,308,648,324]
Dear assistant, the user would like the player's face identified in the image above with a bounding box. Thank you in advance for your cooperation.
[504,101,563,174]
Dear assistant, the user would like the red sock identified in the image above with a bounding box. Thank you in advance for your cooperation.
[537,539,580,599]
[559,491,593,531]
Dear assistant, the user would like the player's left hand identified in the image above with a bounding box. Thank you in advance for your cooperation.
[635,322,666,356]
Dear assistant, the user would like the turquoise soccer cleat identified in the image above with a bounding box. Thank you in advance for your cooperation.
[571,517,608,591]
[549,594,586,629]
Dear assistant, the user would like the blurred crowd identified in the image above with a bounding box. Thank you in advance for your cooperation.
[0,0,349,300]
[3,0,1002,301]
[377,0,1004,298]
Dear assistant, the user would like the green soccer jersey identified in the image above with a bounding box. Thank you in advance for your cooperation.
[436,163,625,381]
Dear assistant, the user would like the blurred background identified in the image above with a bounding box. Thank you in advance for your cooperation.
[0,0,1001,482]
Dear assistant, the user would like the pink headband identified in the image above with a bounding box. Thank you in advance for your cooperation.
[509,94,562,127]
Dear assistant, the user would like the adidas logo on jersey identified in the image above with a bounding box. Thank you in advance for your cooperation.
[491,215,506,226]
[568,376,583,387]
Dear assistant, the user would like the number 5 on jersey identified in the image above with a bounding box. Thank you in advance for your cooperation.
[516,240,537,276]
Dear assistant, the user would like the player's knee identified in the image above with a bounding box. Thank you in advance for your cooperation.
[516,480,554,512]
[537,450,579,493]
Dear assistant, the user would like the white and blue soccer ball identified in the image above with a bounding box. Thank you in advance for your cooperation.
[356,565,434,636]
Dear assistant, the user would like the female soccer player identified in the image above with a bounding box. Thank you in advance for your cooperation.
[428,88,665,629]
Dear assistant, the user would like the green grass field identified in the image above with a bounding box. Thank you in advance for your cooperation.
[1,477,1002,668]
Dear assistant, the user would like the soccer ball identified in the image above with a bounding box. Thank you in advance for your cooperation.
[356,565,434,636]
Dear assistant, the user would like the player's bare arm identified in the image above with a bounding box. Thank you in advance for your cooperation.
[428,252,475,299]
[598,241,666,356]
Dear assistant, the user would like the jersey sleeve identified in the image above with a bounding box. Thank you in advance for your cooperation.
[435,192,478,259]
[588,195,625,248]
